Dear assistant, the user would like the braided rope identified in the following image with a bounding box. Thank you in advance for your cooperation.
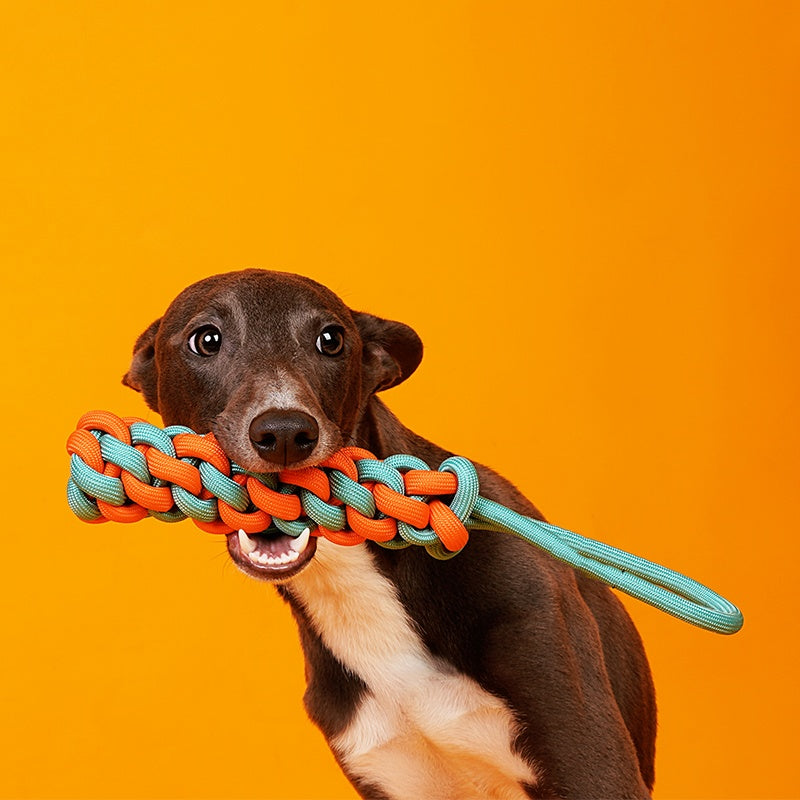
[66,411,744,635]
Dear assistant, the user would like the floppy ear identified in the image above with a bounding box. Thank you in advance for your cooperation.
[353,311,423,394]
[122,318,161,411]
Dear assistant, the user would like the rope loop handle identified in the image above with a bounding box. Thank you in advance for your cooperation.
[66,411,744,635]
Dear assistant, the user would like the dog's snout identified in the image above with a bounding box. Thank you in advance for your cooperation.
[248,409,319,466]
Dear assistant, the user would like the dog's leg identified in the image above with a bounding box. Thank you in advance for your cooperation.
[483,585,652,799]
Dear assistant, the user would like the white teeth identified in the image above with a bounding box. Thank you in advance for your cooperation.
[290,527,311,554]
[239,528,307,569]
[238,529,258,555]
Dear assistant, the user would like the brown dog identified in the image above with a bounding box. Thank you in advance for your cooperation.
[124,269,656,799]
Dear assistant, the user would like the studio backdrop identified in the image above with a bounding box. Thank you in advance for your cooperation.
[1,2,797,798]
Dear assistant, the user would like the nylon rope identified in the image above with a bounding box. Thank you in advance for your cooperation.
[66,411,744,635]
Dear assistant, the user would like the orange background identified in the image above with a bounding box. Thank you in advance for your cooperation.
[1,2,798,798]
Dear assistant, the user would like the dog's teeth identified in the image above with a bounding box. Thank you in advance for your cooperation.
[239,528,308,569]
[238,529,258,555]
[290,527,311,554]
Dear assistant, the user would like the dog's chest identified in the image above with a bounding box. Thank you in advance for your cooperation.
[289,541,538,800]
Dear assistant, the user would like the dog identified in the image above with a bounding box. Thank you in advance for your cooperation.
[123,268,656,799]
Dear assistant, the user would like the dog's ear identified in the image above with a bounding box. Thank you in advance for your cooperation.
[122,318,161,411]
[353,311,423,393]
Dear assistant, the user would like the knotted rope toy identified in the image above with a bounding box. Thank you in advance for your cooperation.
[67,411,744,635]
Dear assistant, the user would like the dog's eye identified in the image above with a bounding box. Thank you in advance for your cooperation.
[188,325,222,357]
[315,325,345,357]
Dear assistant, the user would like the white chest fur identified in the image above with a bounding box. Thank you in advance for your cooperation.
[289,540,538,800]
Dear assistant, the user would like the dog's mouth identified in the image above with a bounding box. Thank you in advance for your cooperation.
[226,527,317,582]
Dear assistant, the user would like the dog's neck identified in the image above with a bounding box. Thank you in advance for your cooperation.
[351,396,453,470]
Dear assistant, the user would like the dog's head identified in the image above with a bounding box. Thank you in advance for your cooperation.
[123,268,422,581]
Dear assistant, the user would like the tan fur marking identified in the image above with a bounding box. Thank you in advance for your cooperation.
[290,540,538,799]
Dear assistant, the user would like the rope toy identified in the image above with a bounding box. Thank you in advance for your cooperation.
[66,411,744,635]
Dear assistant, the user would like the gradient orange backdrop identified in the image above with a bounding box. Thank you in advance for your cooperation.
[1,2,797,798]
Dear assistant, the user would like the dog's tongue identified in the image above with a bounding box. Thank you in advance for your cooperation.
[237,527,310,567]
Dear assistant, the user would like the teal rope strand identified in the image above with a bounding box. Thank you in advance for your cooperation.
[468,497,741,635]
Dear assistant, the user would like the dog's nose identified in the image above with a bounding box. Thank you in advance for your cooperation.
[248,409,320,466]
